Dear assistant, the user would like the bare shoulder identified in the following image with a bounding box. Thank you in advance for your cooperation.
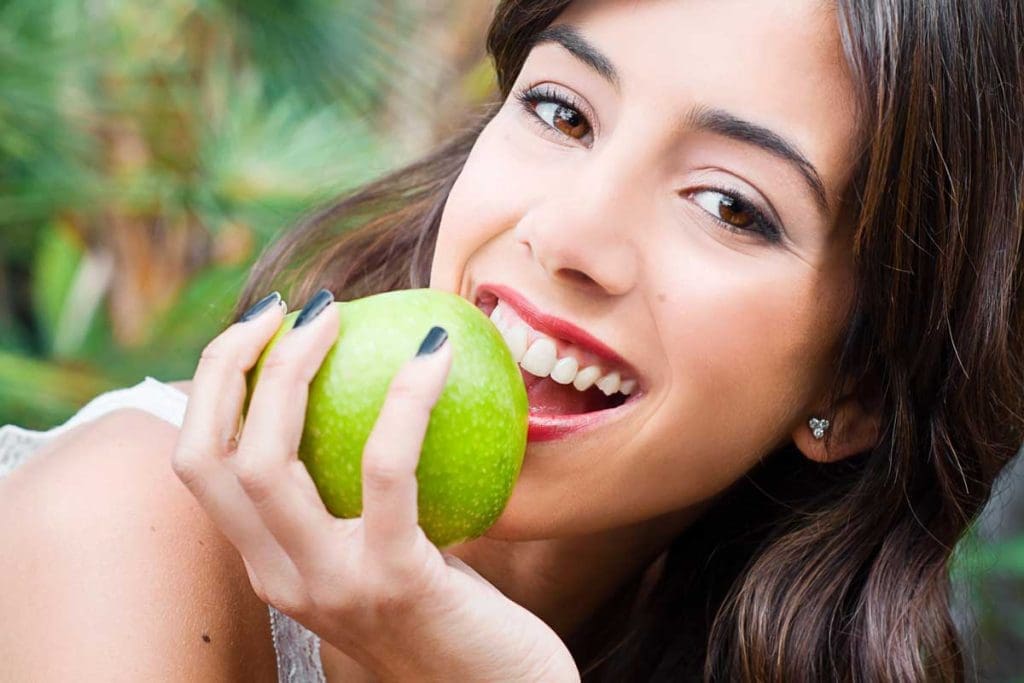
[159,378,377,682]
[0,407,277,681]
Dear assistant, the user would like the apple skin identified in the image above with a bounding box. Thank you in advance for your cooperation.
[244,288,528,548]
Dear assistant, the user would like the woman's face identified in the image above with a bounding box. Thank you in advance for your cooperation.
[431,0,861,539]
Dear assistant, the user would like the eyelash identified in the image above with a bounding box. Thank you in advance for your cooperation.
[513,83,594,144]
[685,188,784,244]
[511,83,784,245]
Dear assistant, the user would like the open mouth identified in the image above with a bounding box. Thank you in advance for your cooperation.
[474,290,643,419]
[520,364,631,415]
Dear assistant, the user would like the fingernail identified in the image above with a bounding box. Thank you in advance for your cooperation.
[238,291,281,322]
[292,288,334,329]
[415,326,448,356]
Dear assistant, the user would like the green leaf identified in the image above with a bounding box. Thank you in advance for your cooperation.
[128,263,252,381]
[952,533,1024,580]
[0,350,118,429]
[30,221,84,355]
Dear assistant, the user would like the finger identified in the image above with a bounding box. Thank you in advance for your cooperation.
[231,288,341,562]
[171,291,303,593]
[362,326,452,563]
[179,456,306,601]
[176,291,287,467]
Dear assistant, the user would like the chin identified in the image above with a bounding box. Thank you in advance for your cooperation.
[479,508,538,541]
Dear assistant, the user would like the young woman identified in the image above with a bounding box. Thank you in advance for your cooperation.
[2,0,1021,680]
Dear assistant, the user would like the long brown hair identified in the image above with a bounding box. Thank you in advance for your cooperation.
[231,1,1024,680]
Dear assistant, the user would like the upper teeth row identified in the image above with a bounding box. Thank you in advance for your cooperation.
[488,300,637,397]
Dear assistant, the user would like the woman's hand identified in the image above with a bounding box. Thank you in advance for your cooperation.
[170,289,579,682]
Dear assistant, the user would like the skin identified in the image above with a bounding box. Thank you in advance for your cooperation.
[173,0,882,672]
[430,0,879,637]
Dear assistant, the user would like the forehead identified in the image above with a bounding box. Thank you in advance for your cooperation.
[540,0,861,206]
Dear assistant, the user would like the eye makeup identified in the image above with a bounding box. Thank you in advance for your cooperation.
[510,81,787,245]
[513,83,595,145]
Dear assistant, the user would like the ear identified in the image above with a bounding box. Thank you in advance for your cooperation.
[792,389,882,464]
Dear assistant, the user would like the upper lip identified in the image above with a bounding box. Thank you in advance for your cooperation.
[473,282,638,379]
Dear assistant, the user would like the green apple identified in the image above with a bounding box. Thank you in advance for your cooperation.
[244,288,528,548]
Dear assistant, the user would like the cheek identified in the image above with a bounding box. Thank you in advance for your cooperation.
[682,262,835,419]
[432,112,544,288]
[636,256,847,502]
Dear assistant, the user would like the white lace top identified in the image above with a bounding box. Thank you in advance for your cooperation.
[0,376,327,683]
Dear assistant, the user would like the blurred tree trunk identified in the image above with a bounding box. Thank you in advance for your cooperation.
[381,0,498,158]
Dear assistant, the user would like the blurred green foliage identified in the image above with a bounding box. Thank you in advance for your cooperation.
[1,0,494,429]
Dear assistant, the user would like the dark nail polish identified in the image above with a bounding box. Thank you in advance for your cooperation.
[293,288,335,329]
[416,326,448,356]
[238,291,281,322]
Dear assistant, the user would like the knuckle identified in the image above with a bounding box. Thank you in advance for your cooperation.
[366,574,421,616]
[198,336,249,379]
[255,332,334,390]
[361,458,406,493]
[305,575,354,617]
[388,544,442,595]
[247,574,268,603]
[199,334,233,365]
[259,346,291,374]
[170,445,208,487]
[261,584,311,617]
[258,343,302,382]
[386,374,431,406]
[232,460,277,505]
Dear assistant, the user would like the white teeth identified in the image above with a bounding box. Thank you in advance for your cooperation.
[549,356,579,384]
[520,338,558,377]
[595,371,621,396]
[572,365,602,391]
[490,303,528,361]
[484,297,639,397]
[506,326,528,362]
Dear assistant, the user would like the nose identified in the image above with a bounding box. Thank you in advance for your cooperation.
[513,154,641,297]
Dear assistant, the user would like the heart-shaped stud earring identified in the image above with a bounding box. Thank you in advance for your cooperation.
[809,417,830,440]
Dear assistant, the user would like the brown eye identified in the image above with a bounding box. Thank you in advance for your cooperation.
[693,190,754,228]
[689,188,783,243]
[534,101,591,140]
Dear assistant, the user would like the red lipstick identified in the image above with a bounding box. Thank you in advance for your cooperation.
[473,283,644,443]
[475,283,632,370]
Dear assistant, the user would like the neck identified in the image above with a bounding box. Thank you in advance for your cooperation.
[446,506,699,639]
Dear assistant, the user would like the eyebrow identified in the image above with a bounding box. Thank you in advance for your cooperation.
[530,23,831,214]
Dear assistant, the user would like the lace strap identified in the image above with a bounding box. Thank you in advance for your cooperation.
[269,606,326,683]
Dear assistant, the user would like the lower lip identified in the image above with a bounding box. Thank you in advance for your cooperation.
[526,394,641,442]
